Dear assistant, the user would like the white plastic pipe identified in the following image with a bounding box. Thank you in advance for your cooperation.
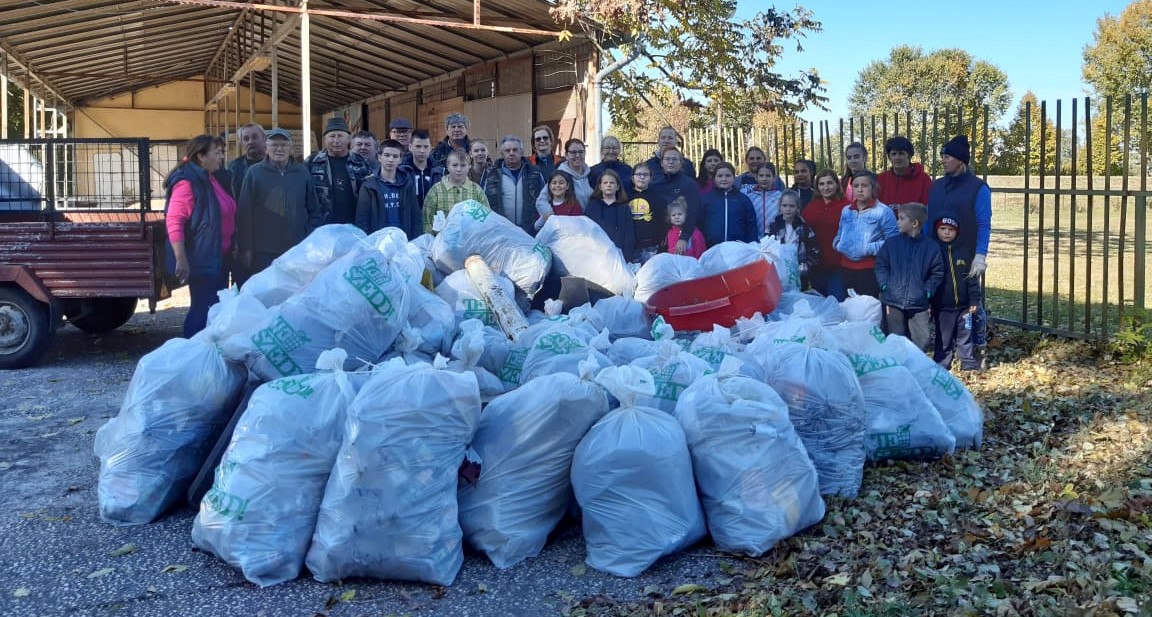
[588,41,641,165]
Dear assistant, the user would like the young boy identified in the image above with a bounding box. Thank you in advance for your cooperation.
[355,139,422,238]
[874,202,944,350]
[932,216,983,371]
[422,149,489,234]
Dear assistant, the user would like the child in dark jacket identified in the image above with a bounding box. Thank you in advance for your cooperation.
[701,163,758,247]
[875,202,944,351]
[584,169,636,261]
[766,190,821,290]
[932,216,983,371]
[355,139,422,239]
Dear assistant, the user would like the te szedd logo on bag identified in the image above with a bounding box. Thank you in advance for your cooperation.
[267,374,316,399]
[343,257,397,318]
[204,461,250,520]
[252,316,311,377]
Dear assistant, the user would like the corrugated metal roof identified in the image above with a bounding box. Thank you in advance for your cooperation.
[0,0,566,112]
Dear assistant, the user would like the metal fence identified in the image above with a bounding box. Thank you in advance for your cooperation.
[0,138,153,214]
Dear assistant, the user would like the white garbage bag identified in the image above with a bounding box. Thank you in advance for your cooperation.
[193,287,273,344]
[95,338,246,525]
[537,215,636,297]
[367,227,425,284]
[774,292,843,325]
[191,350,362,587]
[634,253,704,304]
[688,325,763,380]
[841,289,882,325]
[242,224,367,307]
[593,296,651,340]
[699,241,761,276]
[407,283,456,356]
[571,365,707,577]
[459,358,611,568]
[381,326,435,366]
[675,361,825,556]
[606,337,659,365]
[435,269,514,329]
[630,341,714,414]
[306,361,481,585]
[431,200,551,297]
[886,335,983,449]
[517,322,612,385]
[223,246,410,380]
[756,342,868,498]
[445,320,507,401]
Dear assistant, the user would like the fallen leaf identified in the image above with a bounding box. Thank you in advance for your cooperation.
[68,416,86,425]
[339,589,355,602]
[476,583,488,593]
[107,543,138,557]
[570,563,587,577]
[671,584,707,596]
[643,585,662,596]
[824,573,851,586]
[1116,597,1140,613]
[13,588,30,598]
[161,565,188,574]
[87,568,114,579]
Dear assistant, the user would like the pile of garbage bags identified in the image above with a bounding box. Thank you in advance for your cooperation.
[95,202,985,588]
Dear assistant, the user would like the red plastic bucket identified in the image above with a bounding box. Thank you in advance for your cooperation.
[643,260,782,331]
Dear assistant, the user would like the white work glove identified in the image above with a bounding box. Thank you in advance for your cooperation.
[969,254,987,279]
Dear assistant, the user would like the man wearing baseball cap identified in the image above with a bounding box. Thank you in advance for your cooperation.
[389,117,413,150]
[305,116,372,224]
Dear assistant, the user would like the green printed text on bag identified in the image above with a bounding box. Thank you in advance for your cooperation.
[251,316,311,377]
[266,374,317,400]
[649,364,690,402]
[929,368,963,401]
[871,424,948,460]
[203,461,250,520]
[343,257,397,318]
[498,348,528,386]
[849,353,900,377]
[534,332,584,355]
[461,299,497,326]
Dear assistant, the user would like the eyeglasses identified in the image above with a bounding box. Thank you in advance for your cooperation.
[534,136,550,142]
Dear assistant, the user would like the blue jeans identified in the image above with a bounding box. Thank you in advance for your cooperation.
[184,272,228,338]
[809,265,845,301]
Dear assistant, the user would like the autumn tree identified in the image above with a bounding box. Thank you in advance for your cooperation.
[550,0,827,133]
[995,92,1057,175]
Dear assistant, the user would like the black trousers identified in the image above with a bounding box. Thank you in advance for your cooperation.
[934,308,977,370]
[841,267,880,298]
[883,305,932,351]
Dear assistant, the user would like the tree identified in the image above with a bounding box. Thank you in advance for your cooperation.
[995,92,1057,175]
[607,83,710,144]
[550,0,827,133]
[1082,0,1152,100]
[4,81,25,139]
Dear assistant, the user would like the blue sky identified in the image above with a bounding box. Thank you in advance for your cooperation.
[744,0,1133,125]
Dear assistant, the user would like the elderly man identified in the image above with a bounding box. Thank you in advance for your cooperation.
[351,130,379,164]
[389,117,413,151]
[305,117,373,224]
[589,135,634,195]
[236,128,323,284]
[227,122,266,197]
[430,112,471,170]
[481,135,545,235]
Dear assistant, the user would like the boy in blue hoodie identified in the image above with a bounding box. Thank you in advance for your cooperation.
[875,202,944,350]
[932,216,983,371]
[701,163,758,247]
[355,139,422,238]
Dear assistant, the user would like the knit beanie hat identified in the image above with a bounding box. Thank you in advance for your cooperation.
[323,116,350,136]
[885,135,914,156]
[935,216,960,231]
[941,135,970,165]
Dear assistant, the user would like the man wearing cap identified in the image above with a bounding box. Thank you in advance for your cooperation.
[928,134,992,363]
[878,135,932,211]
[236,128,323,284]
[430,113,471,171]
[306,117,373,225]
[389,117,413,151]
[227,122,266,197]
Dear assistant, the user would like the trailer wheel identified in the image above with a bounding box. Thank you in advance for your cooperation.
[65,297,140,334]
[0,287,53,369]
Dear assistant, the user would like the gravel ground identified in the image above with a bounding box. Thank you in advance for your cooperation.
[0,290,724,617]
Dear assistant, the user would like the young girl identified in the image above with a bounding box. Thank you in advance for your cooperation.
[697,148,724,193]
[545,171,583,216]
[742,162,781,238]
[423,149,489,234]
[701,163,758,247]
[665,197,706,259]
[832,171,898,298]
[767,190,821,290]
[841,142,869,200]
[805,169,849,298]
[584,169,636,261]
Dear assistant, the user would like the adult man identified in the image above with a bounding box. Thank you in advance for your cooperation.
[430,112,471,170]
[649,147,701,255]
[389,117,413,150]
[400,129,443,207]
[928,134,992,365]
[481,135,545,235]
[878,135,932,210]
[235,128,323,284]
[351,130,379,164]
[227,122,266,197]
[791,159,817,208]
[529,125,563,179]
[306,117,373,225]
[589,135,634,195]
[644,126,696,180]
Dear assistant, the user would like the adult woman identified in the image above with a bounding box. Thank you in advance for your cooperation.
[841,142,869,197]
[468,139,491,183]
[529,125,564,179]
[164,134,236,338]
[589,135,634,195]
[644,126,697,180]
[805,169,849,300]
[696,148,724,193]
[537,138,593,220]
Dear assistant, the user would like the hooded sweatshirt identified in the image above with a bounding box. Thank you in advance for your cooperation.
[877,162,932,209]
[355,167,422,239]
[585,197,636,261]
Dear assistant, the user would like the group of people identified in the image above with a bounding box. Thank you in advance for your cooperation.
[163,114,991,371]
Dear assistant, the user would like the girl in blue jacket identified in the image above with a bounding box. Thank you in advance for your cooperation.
[701,163,758,247]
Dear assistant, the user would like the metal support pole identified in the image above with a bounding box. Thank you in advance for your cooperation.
[1135,195,1147,312]
[270,47,279,126]
[300,0,312,158]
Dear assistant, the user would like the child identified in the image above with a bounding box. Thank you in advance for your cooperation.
[697,148,724,194]
[701,163,758,247]
[584,169,636,261]
[629,163,667,261]
[875,202,944,350]
[535,171,583,230]
[742,162,782,238]
[832,171,898,298]
[932,216,983,371]
[665,197,705,259]
[767,190,821,290]
[422,149,489,234]
[355,139,422,238]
